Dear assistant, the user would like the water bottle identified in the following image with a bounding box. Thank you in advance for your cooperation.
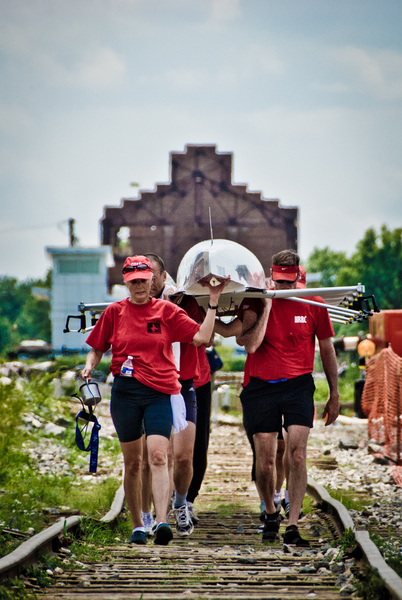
[120,355,134,377]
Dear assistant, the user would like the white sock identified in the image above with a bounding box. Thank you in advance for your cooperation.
[133,526,145,533]
[274,490,281,504]
[284,489,289,503]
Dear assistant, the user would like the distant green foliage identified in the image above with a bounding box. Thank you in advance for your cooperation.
[215,345,245,372]
[307,247,349,288]
[0,271,52,355]
[306,225,402,312]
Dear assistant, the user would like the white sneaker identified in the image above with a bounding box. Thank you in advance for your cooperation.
[142,512,156,536]
[173,504,194,536]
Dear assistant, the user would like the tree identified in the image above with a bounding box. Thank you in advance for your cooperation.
[305,225,402,338]
[350,225,402,310]
[307,226,402,310]
[306,247,351,287]
[0,272,51,355]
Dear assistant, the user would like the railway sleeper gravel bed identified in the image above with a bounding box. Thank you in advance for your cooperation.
[2,421,402,598]
[37,507,345,600]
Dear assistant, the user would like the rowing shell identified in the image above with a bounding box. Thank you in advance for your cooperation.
[171,239,370,324]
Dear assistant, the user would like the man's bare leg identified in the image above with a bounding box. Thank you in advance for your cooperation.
[253,432,278,515]
[286,424,310,527]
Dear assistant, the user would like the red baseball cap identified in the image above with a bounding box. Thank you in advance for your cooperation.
[271,264,299,282]
[122,255,154,282]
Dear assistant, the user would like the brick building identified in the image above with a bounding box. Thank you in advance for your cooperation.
[101,145,298,289]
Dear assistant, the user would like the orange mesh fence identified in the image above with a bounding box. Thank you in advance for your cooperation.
[361,345,402,468]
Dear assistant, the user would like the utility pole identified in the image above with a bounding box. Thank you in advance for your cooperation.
[68,218,78,246]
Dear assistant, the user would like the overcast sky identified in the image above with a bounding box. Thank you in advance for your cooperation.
[1,0,401,281]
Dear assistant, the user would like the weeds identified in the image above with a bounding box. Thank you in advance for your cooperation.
[0,371,121,556]
[67,515,132,562]
[323,487,372,512]
[0,577,37,600]
[369,532,402,577]
[353,564,390,600]
[331,527,356,555]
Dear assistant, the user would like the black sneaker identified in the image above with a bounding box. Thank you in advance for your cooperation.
[262,512,281,542]
[154,522,173,545]
[283,525,310,547]
[281,498,303,520]
[281,498,290,518]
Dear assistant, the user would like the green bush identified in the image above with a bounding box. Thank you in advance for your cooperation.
[215,345,245,372]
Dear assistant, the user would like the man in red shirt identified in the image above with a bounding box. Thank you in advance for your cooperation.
[239,250,339,546]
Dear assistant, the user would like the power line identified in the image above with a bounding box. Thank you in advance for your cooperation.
[0,220,71,234]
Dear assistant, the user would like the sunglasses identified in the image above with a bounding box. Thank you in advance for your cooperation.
[274,278,298,284]
[122,264,153,274]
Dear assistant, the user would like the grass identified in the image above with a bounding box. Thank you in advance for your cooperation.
[0,374,121,556]
[52,354,112,380]
[369,532,402,578]
[323,487,373,512]
[67,516,132,562]
[0,550,74,599]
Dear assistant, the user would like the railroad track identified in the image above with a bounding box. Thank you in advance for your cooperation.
[1,422,402,599]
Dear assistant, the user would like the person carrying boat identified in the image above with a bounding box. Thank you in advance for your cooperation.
[81,255,228,546]
[238,249,339,546]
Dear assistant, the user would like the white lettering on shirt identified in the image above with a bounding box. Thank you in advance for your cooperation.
[294,316,307,323]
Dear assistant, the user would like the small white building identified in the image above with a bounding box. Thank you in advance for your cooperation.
[46,246,115,352]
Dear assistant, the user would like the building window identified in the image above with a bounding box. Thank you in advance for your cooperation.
[58,258,100,274]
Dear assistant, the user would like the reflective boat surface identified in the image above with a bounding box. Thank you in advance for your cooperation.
[176,239,266,295]
[172,238,371,321]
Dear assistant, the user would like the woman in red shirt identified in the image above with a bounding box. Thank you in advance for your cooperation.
[81,255,227,546]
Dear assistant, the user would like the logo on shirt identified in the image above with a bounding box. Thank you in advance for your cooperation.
[294,316,307,324]
[147,321,161,333]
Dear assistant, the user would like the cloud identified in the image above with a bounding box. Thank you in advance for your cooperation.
[210,0,241,22]
[331,46,402,100]
[0,102,33,138]
[33,45,127,90]
[0,12,126,92]
[138,40,284,92]
[139,66,211,91]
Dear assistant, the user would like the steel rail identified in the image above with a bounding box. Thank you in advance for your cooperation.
[307,477,402,600]
[0,484,124,580]
[1,476,402,598]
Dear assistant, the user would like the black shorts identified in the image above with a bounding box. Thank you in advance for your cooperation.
[179,378,197,425]
[240,374,315,438]
[111,375,172,443]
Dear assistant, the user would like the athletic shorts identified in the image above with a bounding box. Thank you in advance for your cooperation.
[240,373,315,438]
[111,375,172,443]
[179,378,197,425]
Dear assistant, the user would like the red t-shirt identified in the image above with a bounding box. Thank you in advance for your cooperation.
[175,295,211,387]
[194,345,212,388]
[238,296,334,384]
[85,298,200,395]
